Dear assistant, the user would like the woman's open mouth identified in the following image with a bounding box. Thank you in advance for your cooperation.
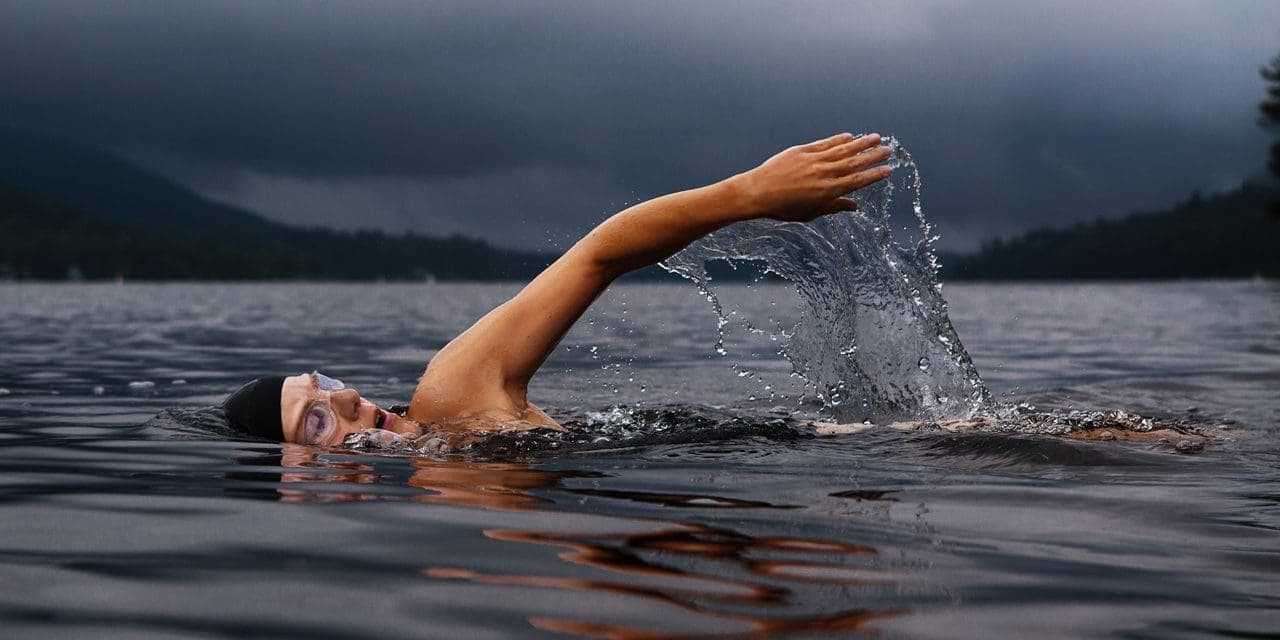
[374,408,396,430]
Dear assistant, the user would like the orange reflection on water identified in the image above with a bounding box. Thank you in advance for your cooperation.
[268,448,906,636]
[275,444,380,503]
[528,606,902,640]
[415,477,903,637]
[407,458,600,511]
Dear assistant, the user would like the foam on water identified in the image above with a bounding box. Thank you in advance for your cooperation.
[325,403,1216,460]
[660,137,991,424]
[335,405,810,459]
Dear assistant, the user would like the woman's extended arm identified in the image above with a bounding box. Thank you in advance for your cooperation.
[412,133,891,418]
[575,132,890,276]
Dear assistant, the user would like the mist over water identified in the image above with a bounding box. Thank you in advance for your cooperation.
[662,138,990,424]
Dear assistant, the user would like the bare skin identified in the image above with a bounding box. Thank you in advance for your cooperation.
[279,133,893,447]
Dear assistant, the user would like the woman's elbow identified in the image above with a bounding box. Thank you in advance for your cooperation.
[569,234,631,281]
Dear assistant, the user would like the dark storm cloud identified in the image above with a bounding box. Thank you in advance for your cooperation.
[2,1,1278,249]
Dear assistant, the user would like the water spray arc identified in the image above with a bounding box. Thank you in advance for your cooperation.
[661,137,992,424]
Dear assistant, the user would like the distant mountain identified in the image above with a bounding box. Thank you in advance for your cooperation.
[0,128,273,236]
[0,180,313,280]
[0,128,555,280]
[943,183,1280,280]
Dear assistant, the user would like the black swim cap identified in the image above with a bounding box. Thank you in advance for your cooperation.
[222,376,287,441]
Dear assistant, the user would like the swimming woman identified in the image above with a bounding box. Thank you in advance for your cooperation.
[222,133,895,446]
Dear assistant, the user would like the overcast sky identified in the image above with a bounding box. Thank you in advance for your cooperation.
[3,1,1279,251]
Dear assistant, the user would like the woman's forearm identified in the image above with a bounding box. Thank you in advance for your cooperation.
[575,132,891,278]
[575,177,755,277]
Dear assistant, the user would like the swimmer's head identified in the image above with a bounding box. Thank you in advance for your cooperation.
[222,372,401,446]
[221,376,286,441]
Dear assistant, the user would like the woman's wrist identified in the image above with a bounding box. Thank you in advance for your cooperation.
[715,172,766,222]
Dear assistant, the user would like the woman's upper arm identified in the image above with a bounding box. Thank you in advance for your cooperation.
[424,244,616,396]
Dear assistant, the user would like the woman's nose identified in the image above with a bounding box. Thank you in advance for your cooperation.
[330,389,362,417]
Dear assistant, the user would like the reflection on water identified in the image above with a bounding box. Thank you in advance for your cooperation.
[565,488,800,510]
[273,448,906,637]
[408,459,599,511]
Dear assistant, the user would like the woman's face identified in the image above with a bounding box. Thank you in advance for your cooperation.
[279,372,401,446]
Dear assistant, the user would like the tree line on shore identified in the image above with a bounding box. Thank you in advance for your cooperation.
[942,182,1280,280]
[5,173,1277,282]
[0,179,555,281]
[2,118,1278,282]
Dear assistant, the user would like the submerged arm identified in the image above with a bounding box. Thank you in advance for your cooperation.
[414,133,892,413]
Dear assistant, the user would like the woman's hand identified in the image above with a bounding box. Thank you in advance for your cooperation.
[729,132,892,222]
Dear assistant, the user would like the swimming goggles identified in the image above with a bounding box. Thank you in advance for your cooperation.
[311,371,345,392]
[298,371,345,444]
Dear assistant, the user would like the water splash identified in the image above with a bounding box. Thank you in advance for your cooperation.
[333,404,1217,461]
[660,137,991,423]
[340,406,809,459]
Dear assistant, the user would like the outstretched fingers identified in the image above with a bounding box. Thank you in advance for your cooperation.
[802,132,856,152]
[836,165,893,193]
[829,144,892,176]
[818,132,883,160]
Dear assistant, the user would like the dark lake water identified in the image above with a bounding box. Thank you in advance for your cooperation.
[1,281,1277,638]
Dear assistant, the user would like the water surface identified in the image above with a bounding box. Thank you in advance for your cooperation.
[0,281,1277,638]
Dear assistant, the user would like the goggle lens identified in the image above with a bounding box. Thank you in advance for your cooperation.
[311,371,345,392]
[302,403,336,444]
